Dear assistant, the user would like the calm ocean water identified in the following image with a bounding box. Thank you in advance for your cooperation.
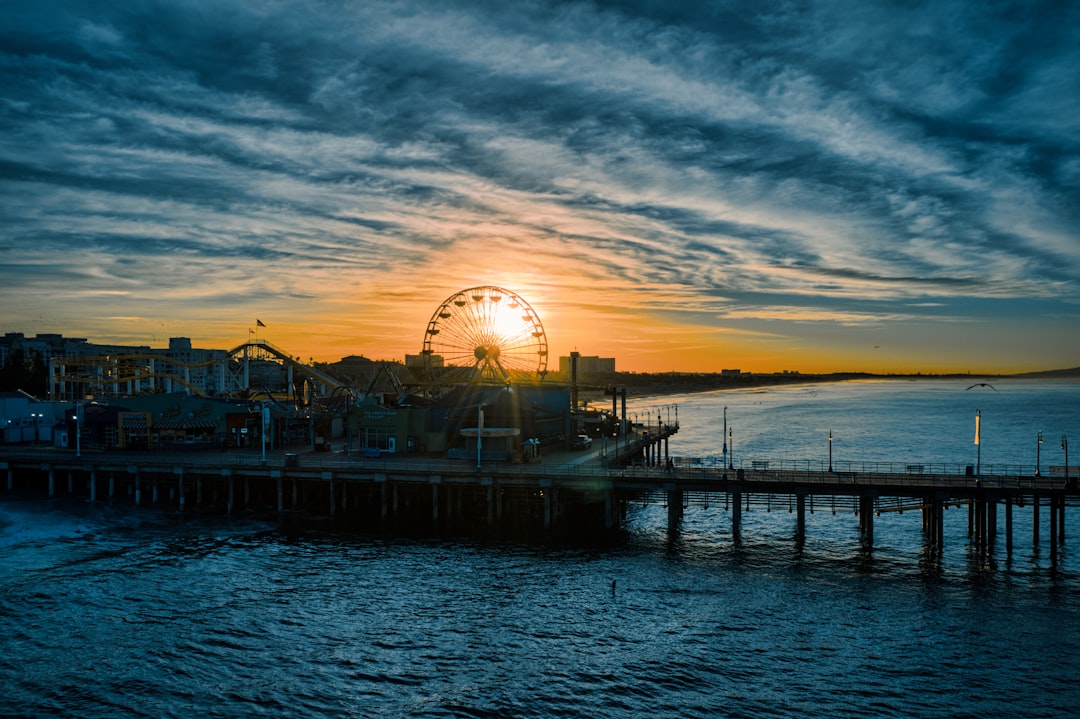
[2,379,1079,718]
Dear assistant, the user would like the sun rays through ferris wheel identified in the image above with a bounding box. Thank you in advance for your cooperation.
[421,286,548,386]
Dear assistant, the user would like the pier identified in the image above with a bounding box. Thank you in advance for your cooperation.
[3,430,1077,557]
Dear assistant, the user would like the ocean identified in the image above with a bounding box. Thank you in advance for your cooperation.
[2,378,1078,718]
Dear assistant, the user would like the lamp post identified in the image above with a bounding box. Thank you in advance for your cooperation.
[75,400,82,458]
[261,402,270,464]
[728,427,734,470]
[1035,431,1042,476]
[722,406,727,468]
[828,429,833,472]
[475,404,486,472]
[974,409,981,475]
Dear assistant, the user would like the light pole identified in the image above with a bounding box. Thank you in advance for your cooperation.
[75,400,82,458]
[722,406,727,468]
[261,402,270,464]
[974,409,981,475]
[476,404,486,471]
[828,429,833,472]
[728,427,734,470]
[1035,431,1042,476]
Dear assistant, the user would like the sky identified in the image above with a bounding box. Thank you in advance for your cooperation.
[2,0,1078,375]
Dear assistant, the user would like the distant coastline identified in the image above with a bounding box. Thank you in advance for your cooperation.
[584,366,1080,400]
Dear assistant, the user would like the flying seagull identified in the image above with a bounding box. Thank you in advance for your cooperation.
[966,383,998,392]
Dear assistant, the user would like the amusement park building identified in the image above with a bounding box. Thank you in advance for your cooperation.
[3,329,581,460]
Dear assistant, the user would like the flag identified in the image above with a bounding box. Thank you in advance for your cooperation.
[256,319,266,327]
[974,410,980,446]
[248,328,254,335]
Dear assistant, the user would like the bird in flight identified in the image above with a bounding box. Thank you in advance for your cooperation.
[966,383,998,392]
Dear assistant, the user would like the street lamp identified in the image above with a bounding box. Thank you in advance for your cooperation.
[74,400,82,458]
[1035,431,1042,476]
[475,404,486,471]
[974,409,981,475]
[828,429,834,472]
[261,402,270,464]
[722,406,728,468]
[728,427,734,470]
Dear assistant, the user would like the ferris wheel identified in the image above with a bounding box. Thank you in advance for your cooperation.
[421,286,548,384]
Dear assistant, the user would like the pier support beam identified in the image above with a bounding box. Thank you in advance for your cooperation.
[605,489,615,530]
[132,467,141,506]
[731,491,742,543]
[431,476,441,525]
[929,496,944,552]
[1058,496,1066,545]
[379,475,389,522]
[484,479,494,528]
[276,473,283,513]
[48,468,55,497]
[541,480,552,531]
[1033,495,1040,547]
[987,497,997,549]
[1005,497,1013,555]
[795,491,806,544]
[175,468,185,510]
[89,469,97,503]
[1049,496,1058,563]
[323,472,335,518]
[667,488,683,534]
[858,494,875,547]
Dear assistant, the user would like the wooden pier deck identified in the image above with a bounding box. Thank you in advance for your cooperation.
[3,432,1077,556]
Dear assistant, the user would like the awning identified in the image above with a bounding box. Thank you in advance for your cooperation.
[157,419,218,430]
[459,427,520,437]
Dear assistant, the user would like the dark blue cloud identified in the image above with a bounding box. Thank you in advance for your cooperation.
[1,0,1076,369]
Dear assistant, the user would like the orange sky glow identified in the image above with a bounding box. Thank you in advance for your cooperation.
[3,2,1078,376]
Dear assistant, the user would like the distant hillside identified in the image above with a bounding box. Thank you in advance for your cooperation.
[1011,367,1080,378]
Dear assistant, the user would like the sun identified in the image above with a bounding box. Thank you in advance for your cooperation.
[422,286,549,383]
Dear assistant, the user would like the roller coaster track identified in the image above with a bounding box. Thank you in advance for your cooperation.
[227,340,345,394]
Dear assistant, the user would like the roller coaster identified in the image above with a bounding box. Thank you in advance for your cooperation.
[48,339,345,407]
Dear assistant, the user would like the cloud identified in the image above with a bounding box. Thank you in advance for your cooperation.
[1,0,1077,372]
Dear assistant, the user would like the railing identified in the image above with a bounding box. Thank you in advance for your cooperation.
[674,456,1044,478]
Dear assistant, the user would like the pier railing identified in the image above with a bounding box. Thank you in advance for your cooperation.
[674,456,1044,478]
